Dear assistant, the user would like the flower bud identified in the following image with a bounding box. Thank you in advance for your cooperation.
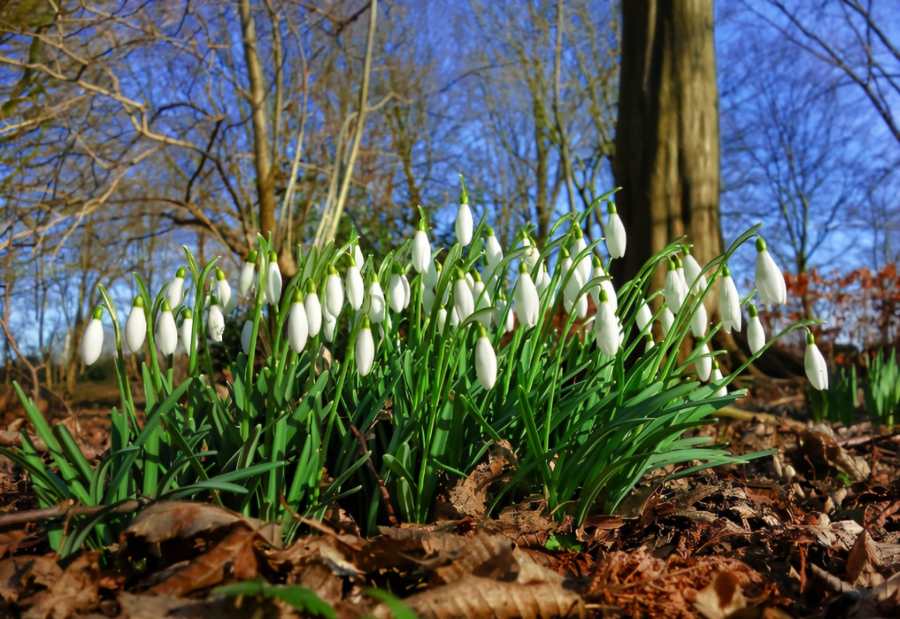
[484,226,503,271]
[664,258,686,314]
[711,359,727,398]
[747,303,765,354]
[455,184,474,246]
[324,266,344,317]
[474,324,497,389]
[514,262,540,328]
[388,272,406,313]
[216,268,234,313]
[660,307,675,336]
[355,316,375,376]
[180,308,195,354]
[604,203,626,259]
[412,219,431,274]
[289,289,309,353]
[207,297,225,342]
[636,299,653,333]
[368,278,386,324]
[323,309,337,343]
[695,343,712,381]
[166,267,186,309]
[754,237,787,307]
[683,249,707,295]
[805,331,829,391]
[81,307,104,366]
[593,288,622,356]
[125,296,146,354]
[346,261,365,311]
[305,281,322,336]
[241,320,254,355]
[157,300,178,355]
[453,269,475,322]
[690,300,708,338]
[719,265,742,334]
[266,251,283,305]
[239,250,258,297]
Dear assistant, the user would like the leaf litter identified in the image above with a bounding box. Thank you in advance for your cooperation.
[2,412,900,617]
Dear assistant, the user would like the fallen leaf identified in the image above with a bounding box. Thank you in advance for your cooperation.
[0,555,61,603]
[22,552,100,619]
[123,501,281,547]
[692,570,748,619]
[847,529,884,587]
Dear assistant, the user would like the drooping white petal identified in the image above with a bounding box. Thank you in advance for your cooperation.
[755,249,787,306]
[664,262,687,314]
[437,307,448,334]
[368,281,386,324]
[289,301,309,353]
[346,266,365,311]
[719,270,742,334]
[323,309,337,343]
[388,273,406,313]
[475,332,497,390]
[324,271,344,317]
[239,254,257,297]
[355,322,375,376]
[711,364,727,398]
[695,344,712,381]
[266,257,283,305]
[157,308,178,356]
[306,292,323,336]
[805,333,829,390]
[167,274,185,309]
[690,301,708,338]
[748,314,765,355]
[125,301,146,354]
[207,303,225,343]
[454,274,475,322]
[485,230,503,270]
[473,280,492,327]
[412,228,431,274]
[81,311,104,366]
[455,202,474,246]
[593,295,621,356]
[241,320,253,355]
[636,299,653,333]
[683,253,707,295]
[605,209,626,259]
[424,260,439,289]
[180,314,194,354]
[514,268,540,328]
[660,307,675,336]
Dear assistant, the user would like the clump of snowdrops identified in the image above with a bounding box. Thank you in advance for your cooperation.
[5,182,825,556]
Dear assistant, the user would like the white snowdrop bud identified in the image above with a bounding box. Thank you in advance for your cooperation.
[644,334,656,354]
[437,306,448,334]
[474,324,497,390]
[695,343,712,382]
[323,309,337,343]
[355,316,375,376]
[207,297,225,343]
[636,299,653,333]
[535,262,551,298]
[346,260,365,311]
[81,307,104,366]
[660,307,675,336]
[560,248,584,306]
[353,243,365,272]
[572,231,592,285]
[412,219,431,274]
[241,320,254,356]
[216,268,234,313]
[422,285,436,315]
[305,282,322,337]
[368,278,386,324]
[455,200,474,247]
[157,300,179,356]
[239,251,258,297]
[324,266,344,317]
[604,203,626,259]
[754,237,787,307]
[401,273,411,310]
[593,288,622,356]
[424,260,439,289]
[664,258,686,314]
[711,360,727,398]
[166,267,186,309]
[125,296,146,354]
[747,304,765,355]
[521,233,539,271]
[288,290,309,354]
[690,300,708,338]
[266,252,283,305]
[484,227,503,271]
[805,331,829,391]
[388,272,406,313]
[495,292,514,334]
[719,265,742,334]
[180,309,195,354]
[683,250,707,295]
[514,262,540,328]
[453,269,475,322]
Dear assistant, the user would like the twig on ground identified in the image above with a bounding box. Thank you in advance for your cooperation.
[349,422,398,527]
[0,499,144,527]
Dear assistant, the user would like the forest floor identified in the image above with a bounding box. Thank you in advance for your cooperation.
[1,378,899,618]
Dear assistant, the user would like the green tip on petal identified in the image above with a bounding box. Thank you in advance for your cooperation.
[92,306,103,320]
[216,267,225,280]
[209,295,219,306]
[305,280,316,293]
[329,265,338,275]
[591,254,602,268]
[247,250,258,263]
[473,270,483,283]
[667,258,676,270]
[183,308,193,319]
[608,202,617,215]
[477,324,488,338]
[599,288,609,303]
[518,261,529,274]
[498,291,507,301]
[417,216,427,232]
[806,330,815,345]
[454,267,465,280]
[675,256,683,268]
[755,237,767,252]
[486,225,495,237]
[176,266,187,278]
[723,264,731,277]
[161,299,172,312]
[292,288,304,303]
[268,251,278,262]
[132,296,144,308]
[748,303,758,318]
[360,315,371,329]
[459,174,469,204]
[560,247,570,258]
[712,358,720,370]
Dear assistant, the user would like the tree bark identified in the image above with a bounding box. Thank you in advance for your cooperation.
[613,0,722,292]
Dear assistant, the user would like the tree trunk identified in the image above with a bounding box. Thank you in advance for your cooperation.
[613,0,722,293]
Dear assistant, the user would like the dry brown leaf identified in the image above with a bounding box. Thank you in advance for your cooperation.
[444,440,515,519]
[432,533,518,584]
[22,552,100,619]
[798,427,871,482]
[123,501,281,547]
[117,591,285,619]
[0,555,61,603]
[847,529,884,587]
[692,570,748,619]
[0,526,33,560]
[148,526,263,596]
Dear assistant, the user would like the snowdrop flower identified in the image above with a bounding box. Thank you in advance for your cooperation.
[453,268,475,322]
[484,226,503,273]
[412,218,432,274]
[207,297,225,343]
[604,203,626,259]
[355,316,375,376]
[288,290,309,354]
[805,331,829,391]
[535,262,551,298]
[695,343,712,381]
[125,296,146,354]
[571,230,592,285]
[240,320,254,356]
[472,272,492,327]
[690,300,708,338]
[514,262,540,328]
[353,243,365,272]
[305,281,323,337]
[474,325,497,390]
[180,308,195,354]
[157,300,178,356]
[368,277,386,324]
[346,258,365,311]
[521,233,539,271]
[710,360,727,398]
[644,334,656,354]
[323,309,337,343]
[81,307,104,366]
[216,268,234,313]
[324,266,344,317]
[424,259,439,289]
[401,273,411,310]
[560,248,583,306]
[747,303,765,355]
[455,187,474,246]
[495,291,514,334]
[388,271,406,313]
[239,251,258,297]
[664,258,687,314]
[682,249,707,295]
[266,252,283,305]
[588,256,618,313]
[636,299,653,333]
[719,265,742,334]
[422,285,436,315]
[660,307,675,336]
[593,288,622,356]
[754,237,786,307]
[437,306,448,334]
[166,267,186,309]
